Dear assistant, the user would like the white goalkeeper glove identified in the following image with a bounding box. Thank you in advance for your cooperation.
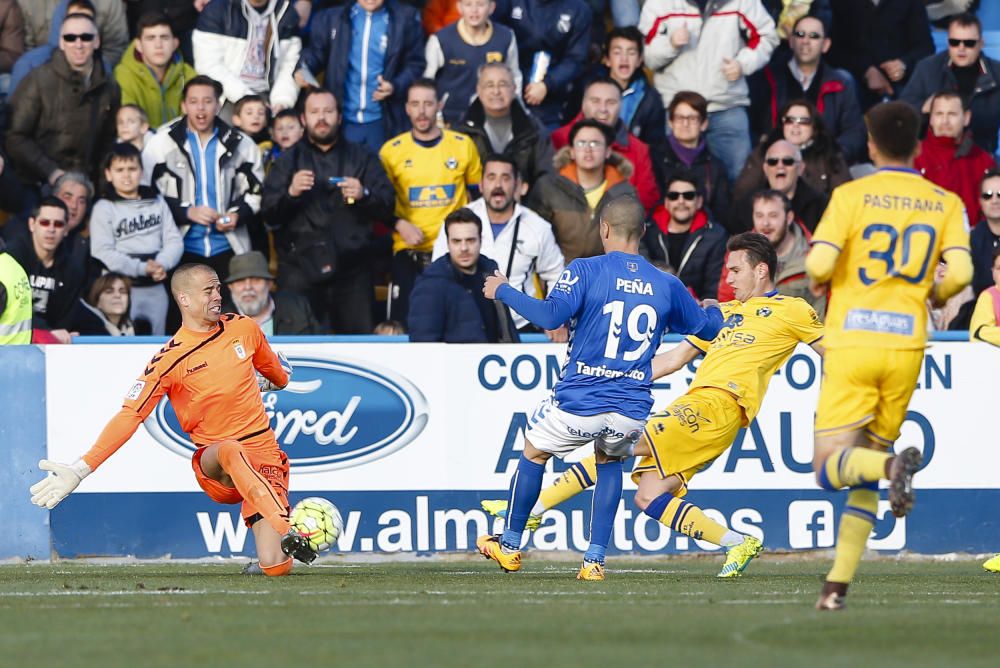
[29,458,92,509]
[257,350,293,392]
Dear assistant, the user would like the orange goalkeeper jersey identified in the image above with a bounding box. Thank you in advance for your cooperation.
[82,314,289,470]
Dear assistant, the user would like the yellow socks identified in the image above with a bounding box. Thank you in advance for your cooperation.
[646,494,732,546]
[820,447,890,490]
[536,455,598,512]
[827,487,879,584]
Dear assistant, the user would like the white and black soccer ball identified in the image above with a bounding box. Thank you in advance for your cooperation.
[290,497,344,553]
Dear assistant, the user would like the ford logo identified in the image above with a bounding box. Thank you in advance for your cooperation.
[143,356,429,471]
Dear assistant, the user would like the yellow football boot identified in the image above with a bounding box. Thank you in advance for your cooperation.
[476,534,521,572]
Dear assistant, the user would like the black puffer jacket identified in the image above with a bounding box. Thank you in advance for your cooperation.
[6,50,119,185]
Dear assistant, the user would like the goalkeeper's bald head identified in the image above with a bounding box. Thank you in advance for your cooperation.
[170,263,218,301]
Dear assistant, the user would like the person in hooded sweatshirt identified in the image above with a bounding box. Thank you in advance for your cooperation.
[89,143,183,335]
[914,90,995,226]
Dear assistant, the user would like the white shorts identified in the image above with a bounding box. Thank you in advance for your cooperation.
[524,398,645,458]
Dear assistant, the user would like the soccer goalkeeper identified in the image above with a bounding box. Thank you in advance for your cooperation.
[29,263,315,575]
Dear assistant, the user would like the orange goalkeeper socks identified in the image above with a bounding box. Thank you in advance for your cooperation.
[216,441,290,536]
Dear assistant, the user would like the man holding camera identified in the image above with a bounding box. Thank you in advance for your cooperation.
[262,87,395,334]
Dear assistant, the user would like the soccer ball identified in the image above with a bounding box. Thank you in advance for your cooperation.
[290,497,343,553]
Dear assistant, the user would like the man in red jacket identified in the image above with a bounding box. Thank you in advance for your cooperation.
[915,91,996,225]
[550,77,660,212]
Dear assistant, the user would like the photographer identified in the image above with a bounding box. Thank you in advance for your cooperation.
[262,87,395,334]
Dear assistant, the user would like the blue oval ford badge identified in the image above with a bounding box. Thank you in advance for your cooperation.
[143,356,429,471]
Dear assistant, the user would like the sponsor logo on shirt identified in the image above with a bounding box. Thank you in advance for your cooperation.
[408,184,457,207]
[844,308,914,336]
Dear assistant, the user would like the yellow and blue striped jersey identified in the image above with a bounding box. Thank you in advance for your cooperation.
[685,293,824,424]
[811,168,969,350]
[379,130,482,253]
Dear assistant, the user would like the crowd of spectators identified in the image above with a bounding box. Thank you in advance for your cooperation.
[1,0,999,345]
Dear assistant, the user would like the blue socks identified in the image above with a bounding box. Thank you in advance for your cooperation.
[500,456,545,550]
[583,460,623,564]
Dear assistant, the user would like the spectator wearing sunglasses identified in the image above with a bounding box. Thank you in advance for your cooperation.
[6,12,119,191]
[642,170,727,302]
[4,196,91,343]
[972,170,1000,296]
[728,137,828,234]
[737,99,849,201]
[914,90,996,228]
[17,0,128,75]
[901,13,1000,154]
[752,14,865,163]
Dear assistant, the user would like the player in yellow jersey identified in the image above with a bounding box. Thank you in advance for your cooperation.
[379,78,482,321]
[486,232,825,577]
[805,102,973,611]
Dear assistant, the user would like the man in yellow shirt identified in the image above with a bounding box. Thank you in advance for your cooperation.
[379,78,482,322]
[805,102,973,610]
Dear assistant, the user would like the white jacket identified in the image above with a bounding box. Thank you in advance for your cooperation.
[142,118,264,256]
[192,0,302,110]
[432,198,565,329]
[639,0,778,112]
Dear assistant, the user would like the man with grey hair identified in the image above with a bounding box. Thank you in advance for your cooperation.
[222,251,320,335]
[0,171,94,253]
[728,138,829,234]
[457,61,553,192]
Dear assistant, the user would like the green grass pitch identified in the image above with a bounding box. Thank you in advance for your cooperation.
[1,557,997,667]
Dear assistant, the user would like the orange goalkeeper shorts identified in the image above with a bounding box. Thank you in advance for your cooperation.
[191,444,290,525]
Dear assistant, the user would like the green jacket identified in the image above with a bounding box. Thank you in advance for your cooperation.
[114,40,197,128]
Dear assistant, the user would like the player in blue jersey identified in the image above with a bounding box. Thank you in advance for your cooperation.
[477,196,724,580]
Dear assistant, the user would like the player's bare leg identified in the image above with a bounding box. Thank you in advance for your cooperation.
[631,437,762,577]
[200,441,314,566]
[478,439,551,572]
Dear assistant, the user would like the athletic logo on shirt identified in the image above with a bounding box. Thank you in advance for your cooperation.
[557,14,571,33]
[233,340,247,360]
[445,157,458,170]
[511,6,523,19]
[330,28,337,40]
[486,51,503,63]
[756,307,772,318]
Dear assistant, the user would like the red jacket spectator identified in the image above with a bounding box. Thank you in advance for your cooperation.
[915,131,996,226]
[552,113,660,212]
